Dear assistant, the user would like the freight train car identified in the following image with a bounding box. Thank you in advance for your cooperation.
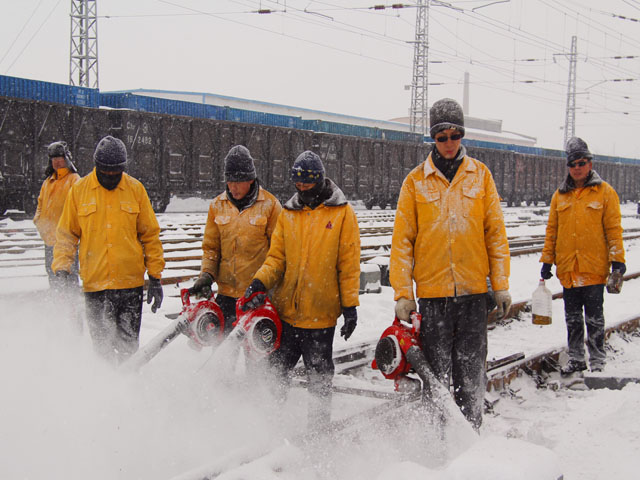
[2,74,640,215]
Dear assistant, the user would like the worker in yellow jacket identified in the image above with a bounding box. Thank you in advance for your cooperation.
[242,151,360,429]
[188,145,282,333]
[33,141,80,286]
[52,136,165,364]
[390,98,511,430]
[540,137,625,376]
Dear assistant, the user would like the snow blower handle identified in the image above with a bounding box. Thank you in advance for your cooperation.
[180,287,214,307]
[180,288,192,307]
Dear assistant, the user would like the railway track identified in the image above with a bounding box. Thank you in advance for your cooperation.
[3,223,640,285]
[330,269,640,376]
[1,211,637,480]
[169,308,639,480]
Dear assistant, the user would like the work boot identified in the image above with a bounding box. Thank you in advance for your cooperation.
[590,364,605,373]
[560,359,587,377]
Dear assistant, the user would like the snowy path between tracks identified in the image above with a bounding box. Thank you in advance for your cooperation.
[1,202,640,479]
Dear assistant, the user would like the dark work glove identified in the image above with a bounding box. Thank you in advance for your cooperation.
[340,306,358,340]
[53,270,71,290]
[611,261,626,275]
[241,279,267,312]
[540,263,553,280]
[188,272,214,298]
[147,276,164,313]
[607,263,625,294]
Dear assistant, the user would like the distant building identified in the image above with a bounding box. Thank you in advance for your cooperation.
[104,88,537,147]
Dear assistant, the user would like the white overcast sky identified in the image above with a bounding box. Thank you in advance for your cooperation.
[1,0,640,158]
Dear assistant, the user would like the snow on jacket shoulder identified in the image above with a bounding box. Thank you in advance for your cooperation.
[201,186,282,298]
[390,154,510,300]
[254,179,360,329]
[540,172,624,279]
[33,168,80,246]
[52,169,165,292]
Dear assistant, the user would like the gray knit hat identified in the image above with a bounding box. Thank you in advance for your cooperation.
[429,98,466,139]
[565,137,593,165]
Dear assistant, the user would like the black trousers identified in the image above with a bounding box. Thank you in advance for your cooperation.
[269,322,335,394]
[418,294,488,430]
[563,284,606,368]
[84,287,143,364]
[215,294,238,336]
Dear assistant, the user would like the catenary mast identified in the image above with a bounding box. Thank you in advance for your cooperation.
[69,0,99,88]
[409,0,430,136]
[563,35,578,147]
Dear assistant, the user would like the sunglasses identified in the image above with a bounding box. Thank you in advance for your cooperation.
[435,133,463,143]
[568,160,589,168]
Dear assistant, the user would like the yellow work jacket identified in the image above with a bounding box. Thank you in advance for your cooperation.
[540,172,624,288]
[390,153,510,300]
[201,186,282,298]
[254,180,360,329]
[33,168,80,246]
[52,169,165,292]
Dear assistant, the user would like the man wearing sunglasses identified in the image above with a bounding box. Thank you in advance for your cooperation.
[540,137,625,376]
[389,98,511,431]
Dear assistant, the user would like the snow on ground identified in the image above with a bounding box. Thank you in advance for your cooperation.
[1,202,640,479]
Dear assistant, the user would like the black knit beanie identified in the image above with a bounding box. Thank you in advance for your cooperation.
[94,136,128,172]
[290,151,325,184]
[224,145,257,182]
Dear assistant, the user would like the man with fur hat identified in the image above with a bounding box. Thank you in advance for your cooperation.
[540,137,625,375]
[188,145,281,334]
[241,150,360,430]
[52,135,165,364]
[33,141,80,286]
[389,98,511,430]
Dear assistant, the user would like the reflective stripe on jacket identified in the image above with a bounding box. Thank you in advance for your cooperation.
[254,179,360,329]
[390,154,510,300]
[33,168,80,246]
[52,169,165,292]
[540,174,624,286]
[201,187,282,298]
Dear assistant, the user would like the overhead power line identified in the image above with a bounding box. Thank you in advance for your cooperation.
[0,0,45,69]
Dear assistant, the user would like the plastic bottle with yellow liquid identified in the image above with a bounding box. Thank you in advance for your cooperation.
[531,279,552,325]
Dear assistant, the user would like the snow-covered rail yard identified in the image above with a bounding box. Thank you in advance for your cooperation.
[2,202,640,480]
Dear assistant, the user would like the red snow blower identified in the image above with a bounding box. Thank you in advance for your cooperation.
[372,311,451,404]
[372,311,478,433]
[178,288,226,349]
[371,311,424,393]
[122,290,283,372]
[233,292,282,358]
[122,288,226,371]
